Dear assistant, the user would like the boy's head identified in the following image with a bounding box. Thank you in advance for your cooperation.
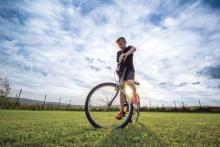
[116,37,126,49]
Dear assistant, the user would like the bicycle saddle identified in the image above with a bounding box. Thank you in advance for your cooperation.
[134,81,140,85]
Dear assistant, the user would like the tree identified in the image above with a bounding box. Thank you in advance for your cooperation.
[0,77,11,97]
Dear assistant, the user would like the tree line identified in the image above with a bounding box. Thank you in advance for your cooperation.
[0,76,219,112]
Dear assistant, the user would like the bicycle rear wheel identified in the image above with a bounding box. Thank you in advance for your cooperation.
[131,94,140,124]
[85,82,133,128]
[131,103,140,124]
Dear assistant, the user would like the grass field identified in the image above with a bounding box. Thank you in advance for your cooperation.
[0,110,220,147]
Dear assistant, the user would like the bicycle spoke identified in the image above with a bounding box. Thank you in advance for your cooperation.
[86,83,133,128]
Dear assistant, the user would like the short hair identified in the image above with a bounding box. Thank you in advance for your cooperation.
[116,37,126,43]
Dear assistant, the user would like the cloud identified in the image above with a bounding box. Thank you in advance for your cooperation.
[0,0,220,105]
[198,65,220,79]
[192,81,200,85]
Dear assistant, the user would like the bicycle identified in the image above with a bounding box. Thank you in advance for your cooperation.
[85,65,140,128]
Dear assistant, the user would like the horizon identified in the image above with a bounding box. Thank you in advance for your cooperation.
[0,0,220,106]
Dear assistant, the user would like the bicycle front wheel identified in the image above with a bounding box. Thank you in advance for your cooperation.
[85,82,133,128]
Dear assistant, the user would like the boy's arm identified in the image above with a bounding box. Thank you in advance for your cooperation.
[118,47,136,63]
[125,46,136,57]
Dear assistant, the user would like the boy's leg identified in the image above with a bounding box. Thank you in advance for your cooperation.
[120,90,127,110]
[127,80,136,96]
[116,80,136,119]
[115,83,127,120]
[126,71,136,96]
[127,79,139,105]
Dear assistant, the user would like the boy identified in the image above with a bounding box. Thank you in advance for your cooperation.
[115,37,137,119]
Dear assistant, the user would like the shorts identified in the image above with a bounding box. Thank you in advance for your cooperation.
[123,70,135,81]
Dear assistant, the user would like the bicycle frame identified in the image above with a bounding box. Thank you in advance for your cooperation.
[107,67,127,107]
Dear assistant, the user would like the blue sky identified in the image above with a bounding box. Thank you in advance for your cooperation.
[0,0,220,106]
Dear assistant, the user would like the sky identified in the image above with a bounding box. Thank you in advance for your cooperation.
[0,0,220,106]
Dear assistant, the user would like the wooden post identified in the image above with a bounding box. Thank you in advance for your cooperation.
[182,102,185,108]
[69,100,72,108]
[67,100,72,110]
[15,89,22,107]
[42,94,47,110]
[15,93,18,102]
[58,97,61,110]
[149,99,151,109]
[146,100,147,109]
[199,100,201,108]
[174,100,176,109]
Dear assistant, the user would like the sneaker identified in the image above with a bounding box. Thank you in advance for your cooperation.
[115,111,125,120]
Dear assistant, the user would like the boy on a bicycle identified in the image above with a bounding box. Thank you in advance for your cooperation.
[115,37,138,119]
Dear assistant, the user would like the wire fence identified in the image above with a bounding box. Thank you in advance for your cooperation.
[3,87,220,112]
[9,87,82,104]
[5,88,81,111]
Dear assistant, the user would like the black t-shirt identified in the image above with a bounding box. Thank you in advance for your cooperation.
[117,45,135,72]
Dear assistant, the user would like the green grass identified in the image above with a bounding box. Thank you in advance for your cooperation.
[0,110,220,147]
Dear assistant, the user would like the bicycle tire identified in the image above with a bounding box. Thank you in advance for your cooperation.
[131,103,140,123]
[85,82,133,128]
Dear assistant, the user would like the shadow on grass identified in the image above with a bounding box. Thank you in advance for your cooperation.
[97,122,167,147]
[48,127,100,146]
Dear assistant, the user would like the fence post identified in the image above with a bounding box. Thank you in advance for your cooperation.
[149,99,151,109]
[42,94,47,110]
[58,97,61,110]
[15,89,22,107]
[199,100,201,108]
[69,100,72,108]
[182,102,185,109]
[174,100,176,109]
